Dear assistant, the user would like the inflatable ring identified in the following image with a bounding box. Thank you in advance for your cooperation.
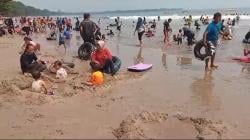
[103,56,122,74]
[145,33,155,37]
[78,42,94,60]
[46,37,57,40]
[243,39,250,44]
[109,24,117,27]
[194,40,211,61]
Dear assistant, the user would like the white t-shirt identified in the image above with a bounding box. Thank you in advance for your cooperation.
[32,80,44,93]
[56,68,68,79]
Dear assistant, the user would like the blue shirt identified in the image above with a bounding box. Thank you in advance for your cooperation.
[63,30,72,39]
[206,21,221,42]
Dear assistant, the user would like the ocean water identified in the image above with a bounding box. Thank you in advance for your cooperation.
[88,8,250,20]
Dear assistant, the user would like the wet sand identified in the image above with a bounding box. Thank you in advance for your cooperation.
[0,18,250,139]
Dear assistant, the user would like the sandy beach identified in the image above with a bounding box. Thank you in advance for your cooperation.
[0,13,250,139]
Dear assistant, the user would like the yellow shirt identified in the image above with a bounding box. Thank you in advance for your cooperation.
[91,71,104,85]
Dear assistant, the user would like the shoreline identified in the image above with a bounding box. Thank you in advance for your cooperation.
[0,13,250,139]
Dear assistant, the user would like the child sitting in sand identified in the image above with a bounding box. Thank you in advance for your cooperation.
[47,28,57,40]
[49,60,77,75]
[31,71,48,94]
[222,25,232,40]
[83,71,104,86]
[107,30,114,36]
[145,28,154,37]
[53,61,68,80]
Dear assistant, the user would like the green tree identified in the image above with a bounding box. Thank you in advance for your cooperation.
[0,0,12,15]
[1,0,64,16]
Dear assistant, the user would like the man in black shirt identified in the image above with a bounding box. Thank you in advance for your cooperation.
[20,44,46,74]
[183,27,195,46]
[80,13,97,45]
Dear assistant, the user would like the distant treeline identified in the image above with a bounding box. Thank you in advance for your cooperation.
[0,0,65,16]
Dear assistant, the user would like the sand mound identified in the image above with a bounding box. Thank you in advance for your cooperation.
[113,111,229,139]
[112,111,168,139]
[0,75,33,95]
[0,69,144,106]
[174,113,228,139]
[0,75,54,105]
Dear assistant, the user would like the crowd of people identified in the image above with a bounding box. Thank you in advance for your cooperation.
[0,11,249,95]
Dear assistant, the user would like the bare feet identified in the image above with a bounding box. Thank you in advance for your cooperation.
[211,64,219,69]
[205,66,211,72]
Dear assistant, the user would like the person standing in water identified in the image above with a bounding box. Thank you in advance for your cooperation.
[75,17,80,31]
[163,18,172,44]
[80,13,97,45]
[187,15,193,28]
[98,18,101,24]
[134,17,145,47]
[143,17,147,25]
[203,12,224,71]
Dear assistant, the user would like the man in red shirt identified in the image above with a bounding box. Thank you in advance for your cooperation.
[90,40,115,76]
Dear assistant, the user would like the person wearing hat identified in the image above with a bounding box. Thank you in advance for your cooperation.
[90,40,115,76]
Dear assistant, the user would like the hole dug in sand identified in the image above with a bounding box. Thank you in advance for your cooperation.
[113,111,230,139]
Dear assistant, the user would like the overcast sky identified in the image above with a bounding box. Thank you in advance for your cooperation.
[17,0,250,12]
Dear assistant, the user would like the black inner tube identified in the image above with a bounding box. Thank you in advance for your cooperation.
[46,37,57,40]
[243,39,250,44]
[78,42,94,60]
[194,40,211,61]
[112,56,121,74]
[109,24,117,27]
[103,56,121,74]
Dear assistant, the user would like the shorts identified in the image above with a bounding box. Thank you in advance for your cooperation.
[59,41,65,45]
[138,31,145,41]
[177,38,182,44]
[207,41,218,55]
